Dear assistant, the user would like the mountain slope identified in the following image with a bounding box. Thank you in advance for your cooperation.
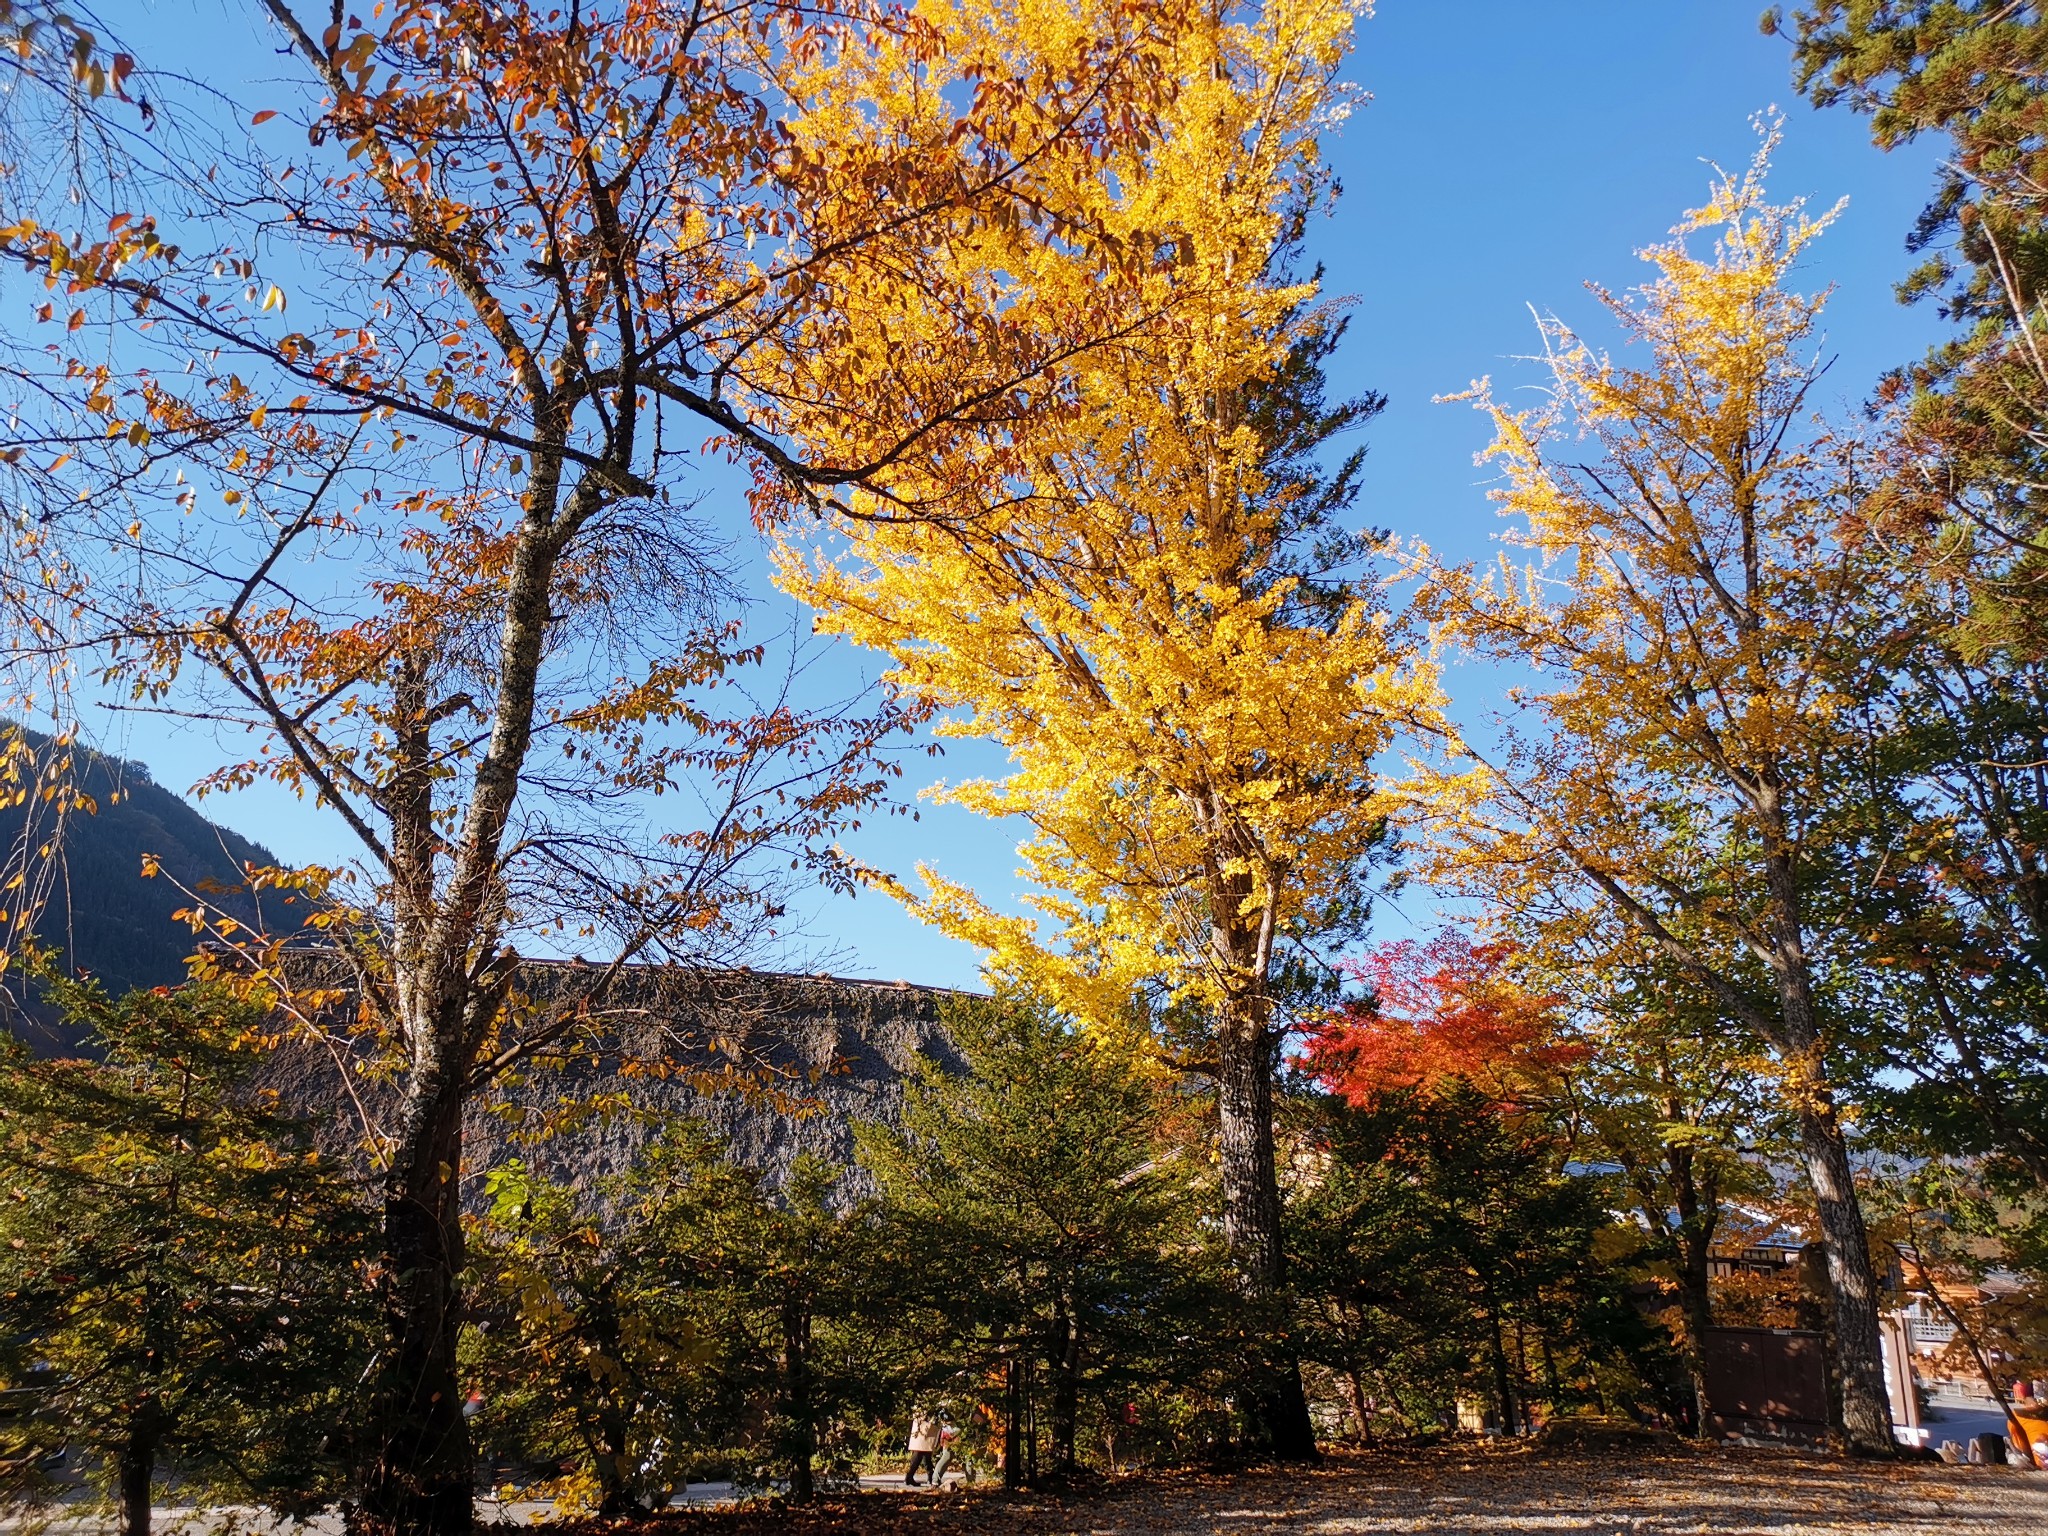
[2,731,291,1005]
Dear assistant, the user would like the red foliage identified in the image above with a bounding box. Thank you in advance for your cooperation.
[1300,932,1566,1106]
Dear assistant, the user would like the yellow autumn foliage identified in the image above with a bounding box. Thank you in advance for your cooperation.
[1411,122,1909,1450]
[1418,120,1897,981]
[779,0,1440,1036]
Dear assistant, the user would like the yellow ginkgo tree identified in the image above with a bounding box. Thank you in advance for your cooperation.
[1418,125,1911,1453]
[778,0,1440,1454]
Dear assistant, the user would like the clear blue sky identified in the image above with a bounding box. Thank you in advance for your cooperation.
[99,1,1948,990]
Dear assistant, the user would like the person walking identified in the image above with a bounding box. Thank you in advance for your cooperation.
[904,1408,942,1487]
[929,1420,962,1486]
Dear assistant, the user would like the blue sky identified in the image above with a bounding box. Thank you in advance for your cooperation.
[97,1,1950,991]
[802,2,1950,988]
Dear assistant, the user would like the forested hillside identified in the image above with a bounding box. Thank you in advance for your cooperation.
[0,732,286,1020]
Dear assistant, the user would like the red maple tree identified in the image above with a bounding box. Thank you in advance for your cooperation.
[1301,932,1566,1105]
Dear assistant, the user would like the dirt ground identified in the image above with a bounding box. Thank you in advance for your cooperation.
[591,1443,2048,1536]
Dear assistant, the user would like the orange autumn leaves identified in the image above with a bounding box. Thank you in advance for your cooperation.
[1301,933,1575,1107]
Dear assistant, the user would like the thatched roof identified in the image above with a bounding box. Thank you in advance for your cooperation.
[257,961,969,1201]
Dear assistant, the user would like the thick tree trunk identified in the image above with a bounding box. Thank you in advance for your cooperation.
[1215,1007,1315,1458]
[1799,1098,1894,1453]
[1674,1242,1716,1436]
[119,1421,155,1536]
[1757,843,1892,1456]
[361,1079,472,1536]
[595,1419,636,1518]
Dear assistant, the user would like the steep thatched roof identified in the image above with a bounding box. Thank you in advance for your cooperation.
[258,961,968,1200]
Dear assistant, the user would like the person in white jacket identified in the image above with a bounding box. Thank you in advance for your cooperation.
[904,1409,942,1486]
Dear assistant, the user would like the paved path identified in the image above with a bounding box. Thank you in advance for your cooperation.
[1918,1392,2036,1455]
[962,1446,2048,1536]
[668,1472,974,1507]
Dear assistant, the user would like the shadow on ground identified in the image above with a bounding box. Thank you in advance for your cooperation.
[562,1443,2048,1536]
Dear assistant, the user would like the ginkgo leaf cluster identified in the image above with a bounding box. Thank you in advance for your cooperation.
[779,0,1440,1033]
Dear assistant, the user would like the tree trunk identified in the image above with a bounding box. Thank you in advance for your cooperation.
[595,1420,636,1518]
[1215,1004,1316,1459]
[1002,1353,1022,1492]
[1758,840,1893,1457]
[119,1419,155,1536]
[1512,1319,1532,1432]
[1674,1244,1716,1437]
[783,1295,815,1503]
[1050,1303,1079,1474]
[1485,1305,1515,1437]
[361,1078,473,1536]
[1537,1328,1563,1420]
[1666,1148,1718,1437]
[1023,1359,1038,1484]
[1345,1370,1373,1443]
[1799,1098,1894,1453]
[589,1287,641,1518]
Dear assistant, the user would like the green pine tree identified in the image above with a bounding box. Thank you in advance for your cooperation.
[1291,1084,1674,1438]
[468,1121,899,1507]
[0,973,376,1536]
[1782,2,2048,657]
[657,1147,899,1502]
[857,994,1225,1478]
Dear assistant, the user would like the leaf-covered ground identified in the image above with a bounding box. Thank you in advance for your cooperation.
[580,1445,2048,1536]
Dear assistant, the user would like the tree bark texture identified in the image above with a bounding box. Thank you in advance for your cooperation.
[1758,757,1892,1454]
[1799,1097,1895,1453]
[354,468,569,1536]
[1345,1371,1373,1443]
[360,1081,472,1536]
[1215,1006,1316,1458]
[1661,1143,1719,1437]
[1484,1305,1516,1436]
[1674,1246,1716,1436]
[119,1421,155,1536]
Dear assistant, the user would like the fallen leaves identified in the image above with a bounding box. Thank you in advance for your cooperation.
[563,1445,2048,1536]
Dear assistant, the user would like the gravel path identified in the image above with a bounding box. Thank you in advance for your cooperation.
[597,1444,2048,1536]
[12,1445,2044,1535]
